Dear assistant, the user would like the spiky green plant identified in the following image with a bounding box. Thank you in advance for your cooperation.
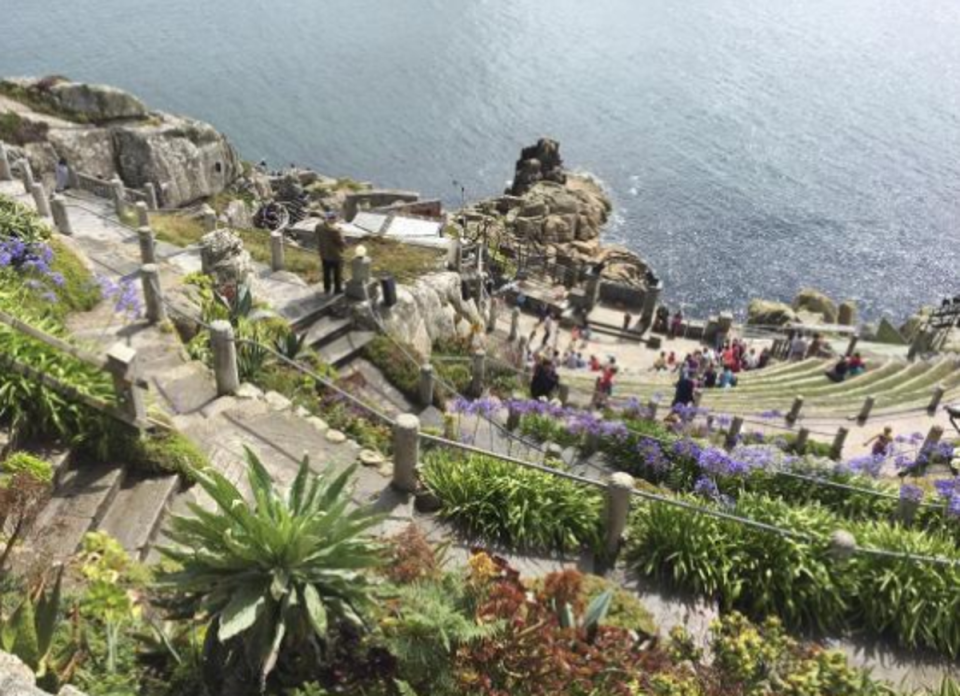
[158,448,384,690]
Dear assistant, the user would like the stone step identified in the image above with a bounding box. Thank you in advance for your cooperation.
[319,330,376,367]
[347,359,417,417]
[153,360,219,415]
[280,293,345,331]
[96,471,181,561]
[26,462,125,565]
[302,315,353,349]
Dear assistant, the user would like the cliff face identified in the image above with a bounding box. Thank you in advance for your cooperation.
[0,76,240,207]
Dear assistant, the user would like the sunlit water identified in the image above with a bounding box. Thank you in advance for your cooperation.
[4,0,959,321]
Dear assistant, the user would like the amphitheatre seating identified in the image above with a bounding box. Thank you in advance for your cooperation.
[562,356,960,419]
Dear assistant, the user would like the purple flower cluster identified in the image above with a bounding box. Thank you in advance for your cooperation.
[759,409,783,420]
[0,238,65,298]
[637,438,668,473]
[899,484,925,503]
[697,446,757,478]
[671,438,702,461]
[693,475,720,500]
[934,479,960,500]
[845,454,884,478]
[97,275,142,319]
[504,397,566,418]
[451,395,502,418]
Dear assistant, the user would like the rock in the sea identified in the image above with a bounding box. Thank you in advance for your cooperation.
[792,289,838,324]
[509,138,566,196]
[747,299,797,326]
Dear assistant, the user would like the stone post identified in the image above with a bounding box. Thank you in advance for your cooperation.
[199,205,217,232]
[838,301,858,327]
[106,343,147,429]
[486,298,499,333]
[928,384,946,415]
[509,307,521,342]
[111,177,127,218]
[922,425,944,460]
[647,399,659,421]
[786,396,804,426]
[392,414,420,493]
[604,472,635,556]
[50,195,73,236]
[724,416,744,450]
[137,226,157,265]
[31,183,51,218]
[140,263,167,324]
[830,427,849,461]
[794,428,810,454]
[19,159,35,193]
[135,201,150,228]
[506,390,523,430]
[907,333,925,362]
[558,383,570,406]
[210,320,240,396]
[470,350,486,398]
[693,390,703,407]
[641,278,663,326]
[0,143,12,182]
[269,231,285,272]
[346,254,372,301]
[845,334,859,358]
[584,272,602,312]
[418,364,435,407]
[447,238,463,272]
[856,396,875,424]
[143,182,159,211]
[516,335,529,369]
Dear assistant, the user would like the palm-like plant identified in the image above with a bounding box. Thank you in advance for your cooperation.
[158,448,384,692]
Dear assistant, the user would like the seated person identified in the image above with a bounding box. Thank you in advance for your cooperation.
[703,364,718,388]
[589,354,602,371]
[718,366,737,389]
[652,352,668,372]
[847,352,866,376]
[826,356,849,383]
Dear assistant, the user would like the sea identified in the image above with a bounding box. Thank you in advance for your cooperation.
[4,0,959,322]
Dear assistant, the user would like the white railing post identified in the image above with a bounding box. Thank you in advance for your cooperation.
[111,177,128,218]
[509,306,521,342]
[418,364,435,407]
[135,201,150,228]
[857,396,876,425]
[392,414,420,493]
[470,349,486,398]
[106,343,147,428]
[604,472,635,556]
[20,159,35,193]
[138,226,157,265]
[724,416,744,450]
[270,231,285,272]
[143,182,159,211]
[140,263,166,324]
[830,427,849,461]
[31,182,51,218]
[0,143,12,182]
[928,384,946,415]
[786,396,804,426]
[50,195,73,235]
[210,320,240,396]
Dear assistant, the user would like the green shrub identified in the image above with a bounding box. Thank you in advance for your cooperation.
[363,335,428,406]
[518,414,580,448]
[47,238,99,312]
[1,452,53,484]
[421,448,603,552]
[628,491,960,658]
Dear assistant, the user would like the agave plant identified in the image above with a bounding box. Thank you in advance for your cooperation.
[158,448,384,692]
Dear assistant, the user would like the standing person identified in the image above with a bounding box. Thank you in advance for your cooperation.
[55,158,70,193]
[579,322,591,349]
[672,371,696,408]
[671,310,684,338]
[540,311,554,350]
[865,426,894,458]
[316,212,346,295]
[530,359,559,400]
[789,333,808,361]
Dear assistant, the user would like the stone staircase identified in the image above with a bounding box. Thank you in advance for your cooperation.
[278,291,376,368]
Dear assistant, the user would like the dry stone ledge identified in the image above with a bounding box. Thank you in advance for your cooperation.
[747,298,797,326]
[792,288,838,324]
[325,429,348,444]
[0,650,89,695]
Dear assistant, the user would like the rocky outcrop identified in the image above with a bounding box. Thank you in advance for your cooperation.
[459,139,649,290]
[747,299,797,326]
[369,271,484,356]
[509,138,566,196]
[1,76,240,207]
[199,229,254,287]
[792,288,838,324]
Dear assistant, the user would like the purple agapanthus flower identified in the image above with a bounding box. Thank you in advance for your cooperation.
[846,454,884,478]
[693,475,720,500]
[899,484,924,503]
[947,495,960,518]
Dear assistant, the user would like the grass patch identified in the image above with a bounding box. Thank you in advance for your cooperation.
[0,111,49,145]
[0,78,89,124]
[48,237,100,313]
[150,212,443,285]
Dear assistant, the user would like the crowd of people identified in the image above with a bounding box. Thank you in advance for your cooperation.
[667,339,771,406]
